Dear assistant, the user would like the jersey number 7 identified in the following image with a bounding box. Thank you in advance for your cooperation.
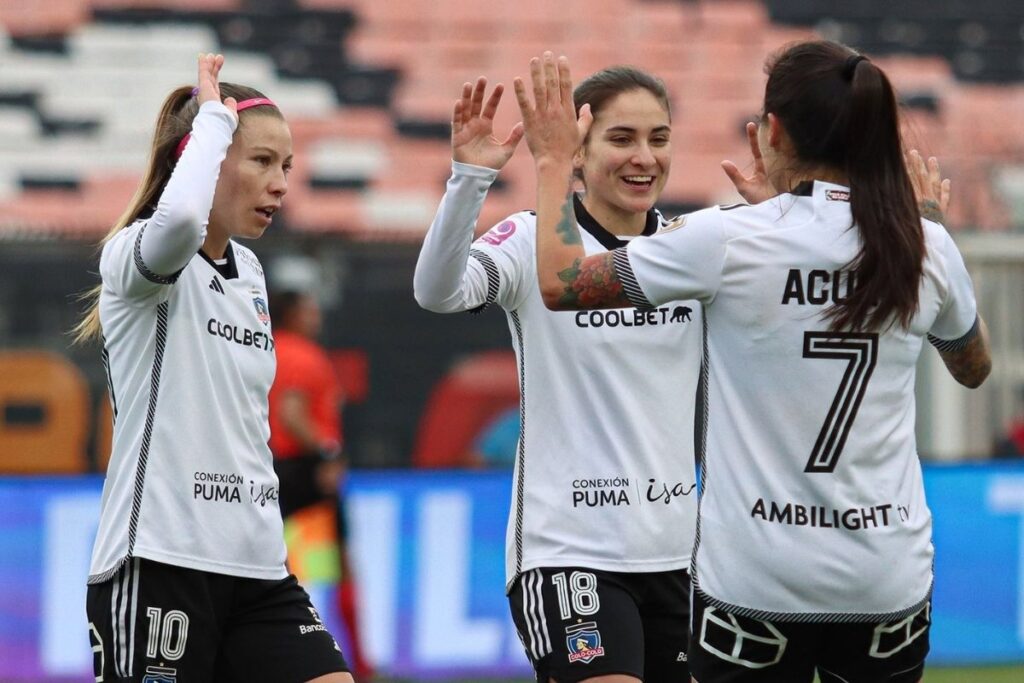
[802,331,879,473]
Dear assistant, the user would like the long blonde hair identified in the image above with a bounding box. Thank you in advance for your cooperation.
[71,82,279,344]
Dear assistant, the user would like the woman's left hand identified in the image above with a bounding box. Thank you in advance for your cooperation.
[513,52,592,168]
[906,149,951,222]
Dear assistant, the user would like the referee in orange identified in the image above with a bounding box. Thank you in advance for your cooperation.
[268,289,373,680]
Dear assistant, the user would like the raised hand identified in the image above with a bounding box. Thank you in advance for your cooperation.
[452,77,524,170]
[513,52,592,167]
[721,121,776,204]
[906,149,950,223]
[197,52,237,119]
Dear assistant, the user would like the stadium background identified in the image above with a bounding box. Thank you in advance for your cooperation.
[0,0,1023,680]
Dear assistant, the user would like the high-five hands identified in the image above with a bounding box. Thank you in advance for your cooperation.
[513,52,593,167]
[906,149,951,221]
[721,122,777,204]
[197,53,237,119]
[452,77,524,170]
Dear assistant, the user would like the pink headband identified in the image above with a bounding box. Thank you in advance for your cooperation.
[173,97,277,160]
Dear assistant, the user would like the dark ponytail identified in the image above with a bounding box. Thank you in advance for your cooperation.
[764,40,924,332]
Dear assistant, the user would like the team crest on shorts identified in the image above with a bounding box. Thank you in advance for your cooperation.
[566,621,605,664]
[142,665,178,682]
[251,290,271,326]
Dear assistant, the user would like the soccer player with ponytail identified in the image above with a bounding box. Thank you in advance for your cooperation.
[517,42,990,683]
[75,54,352,683]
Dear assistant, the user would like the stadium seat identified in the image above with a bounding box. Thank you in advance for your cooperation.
[2,0,1024,239]
[0,350,89,473]
[412,350,519,468]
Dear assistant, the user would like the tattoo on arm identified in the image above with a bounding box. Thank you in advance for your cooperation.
[938,331,991,389]
[555,252,632,308]
[555,184,582,247]
[919,199,944,224]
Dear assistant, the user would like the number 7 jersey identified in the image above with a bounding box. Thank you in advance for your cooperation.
[618,180,980,621]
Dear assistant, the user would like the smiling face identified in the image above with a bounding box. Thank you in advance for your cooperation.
[574,88,671,233]
[207,113,293,247]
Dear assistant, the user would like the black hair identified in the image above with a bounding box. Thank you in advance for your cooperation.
[764,40,924,332]
[573,65,671,123]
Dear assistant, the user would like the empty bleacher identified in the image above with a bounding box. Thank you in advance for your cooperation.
[0,0,1021,239]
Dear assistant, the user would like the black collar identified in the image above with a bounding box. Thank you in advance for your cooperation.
[198,242,239,280]
[573,194,659,250]
[791,180,815,196]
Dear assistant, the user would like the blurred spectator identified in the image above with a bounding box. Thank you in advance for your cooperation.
[993,389,1024,458]
[268,290,373,679]
[993,418,1024,457]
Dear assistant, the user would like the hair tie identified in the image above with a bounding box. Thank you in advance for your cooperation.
[843,54,868,81]
[173,96,278,160]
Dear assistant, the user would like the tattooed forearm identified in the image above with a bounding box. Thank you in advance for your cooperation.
[938,318,991,388]
[919,199,945,224]
[555,252,632,308]
[555,183,582,247]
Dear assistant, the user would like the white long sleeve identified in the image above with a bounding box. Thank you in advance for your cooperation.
[137,100,237,278]
[413,161,500,313]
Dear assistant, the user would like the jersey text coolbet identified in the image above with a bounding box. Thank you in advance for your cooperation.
[89,102,286,582]
[416,163,702,589]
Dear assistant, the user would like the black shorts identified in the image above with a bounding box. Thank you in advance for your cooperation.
[689,589,930,683]
[86,557,349,683]
[508,566,690,683]
[273,453,348,541]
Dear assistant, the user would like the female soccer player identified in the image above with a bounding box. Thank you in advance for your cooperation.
[414,70,703,682]
[516,45,991,683]
[74,54,352,683]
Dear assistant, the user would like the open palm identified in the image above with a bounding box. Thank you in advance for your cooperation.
[452,77,523,170]
[197,52,237,118]
[722,121,776,204]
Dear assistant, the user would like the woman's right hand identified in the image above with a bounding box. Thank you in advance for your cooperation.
[721,122,776,204]
[197,52,237,119]
[452,77,524,170]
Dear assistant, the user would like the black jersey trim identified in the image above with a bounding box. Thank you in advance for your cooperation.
[928,315,979,352]
[574,194,658,250]
[101,335,118,423]
[88,302,170,585]
[612,247,654,310]
[133,226,184,285]
[468,249,500,314]
[507,310,528,592]
[791,180,815,197]
[690,314,709,582]
[694,584,933,624]
[198,242,239,280]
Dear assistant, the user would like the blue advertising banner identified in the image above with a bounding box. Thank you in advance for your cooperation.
[0,464,1022,680]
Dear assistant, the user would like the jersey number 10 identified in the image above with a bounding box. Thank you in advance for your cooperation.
[802,332,879,474]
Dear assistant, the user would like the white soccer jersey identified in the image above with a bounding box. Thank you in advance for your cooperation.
[415,163,702,589]
[89,102,287,582]
[619,180,980,621]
